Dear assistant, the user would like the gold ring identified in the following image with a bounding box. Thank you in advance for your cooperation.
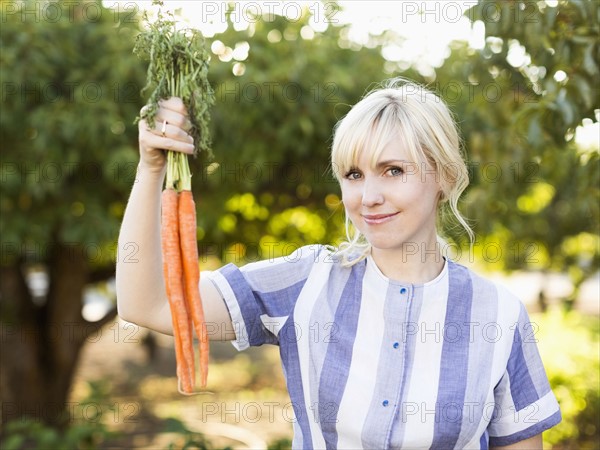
[161,120,167,137]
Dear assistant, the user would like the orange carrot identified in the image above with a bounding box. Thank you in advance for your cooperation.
[161,188,195,393]
[178,189,209,387]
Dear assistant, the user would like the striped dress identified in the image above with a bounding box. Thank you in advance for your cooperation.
[206,244,561,449]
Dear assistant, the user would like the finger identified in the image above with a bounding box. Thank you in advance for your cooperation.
[139,118,194,150]
[155,109,193,132]
[153,120,194,144]
[138,118,150,132]
[158,97,188,116]
[142,132,195,155]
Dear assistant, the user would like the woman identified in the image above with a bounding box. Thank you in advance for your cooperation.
[116,78,561,449]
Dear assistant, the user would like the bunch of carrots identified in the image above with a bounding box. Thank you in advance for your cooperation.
[134,1,214,394]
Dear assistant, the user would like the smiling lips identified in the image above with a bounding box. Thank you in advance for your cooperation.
[361,212,400,225]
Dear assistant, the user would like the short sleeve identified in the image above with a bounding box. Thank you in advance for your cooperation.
[204,244,324,350]
[487,302,561,446]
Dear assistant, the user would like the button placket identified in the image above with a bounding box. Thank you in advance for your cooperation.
[381,286,411,409]
[381,285,414,416]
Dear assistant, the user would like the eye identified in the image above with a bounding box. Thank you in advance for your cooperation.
[387,166,404,176]
[344,168,362,180]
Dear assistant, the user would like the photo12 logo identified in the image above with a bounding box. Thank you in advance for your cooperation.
[198,1,340,24]
[1,1,140,23]
[2,81,141,104]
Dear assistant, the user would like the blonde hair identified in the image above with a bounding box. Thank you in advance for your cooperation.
[331,77,473,266]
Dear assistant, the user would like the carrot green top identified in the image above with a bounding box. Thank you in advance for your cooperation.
[134,0,214,191]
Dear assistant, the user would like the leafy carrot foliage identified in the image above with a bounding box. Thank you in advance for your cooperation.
[134,0,214,189]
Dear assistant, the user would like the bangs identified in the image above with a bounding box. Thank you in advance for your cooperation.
[331,92,427,180]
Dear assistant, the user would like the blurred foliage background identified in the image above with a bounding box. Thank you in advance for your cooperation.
[0,0,598,448]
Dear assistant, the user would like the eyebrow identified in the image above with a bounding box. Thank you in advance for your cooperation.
[373,159,410,169]
[346,159,412,172]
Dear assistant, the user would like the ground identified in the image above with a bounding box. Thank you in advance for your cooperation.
[71,321,294,449]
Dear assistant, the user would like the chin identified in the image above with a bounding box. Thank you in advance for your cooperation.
[370,242,405,252]
[364,230,421,250]
[363,234,404,251]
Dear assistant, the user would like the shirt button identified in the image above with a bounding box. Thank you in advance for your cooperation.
[382,400,389,407]
[400,287,407,295]
[393,342,399,349]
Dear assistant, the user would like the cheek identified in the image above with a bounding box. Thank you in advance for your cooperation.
[407,174,441,199]
[340,182,358,205]
[340,188,363,221]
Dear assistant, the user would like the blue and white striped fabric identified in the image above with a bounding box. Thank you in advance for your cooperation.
[206,244,561,449]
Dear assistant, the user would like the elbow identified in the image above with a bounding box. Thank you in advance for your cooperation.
[115,287,144,327]
[115,273,140,325]
[116,303,153,332]
[116,301,140,327]
[116,294,171,336]
[115,272,171,335]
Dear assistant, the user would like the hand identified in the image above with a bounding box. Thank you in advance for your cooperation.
[137,97,195,173]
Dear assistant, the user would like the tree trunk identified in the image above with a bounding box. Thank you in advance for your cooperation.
[0,263,48,425]
[0,244,116,428]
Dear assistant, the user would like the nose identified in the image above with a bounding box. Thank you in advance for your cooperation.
[361,178,384,207]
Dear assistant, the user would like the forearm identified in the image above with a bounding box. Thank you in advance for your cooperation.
[116,162,173,334]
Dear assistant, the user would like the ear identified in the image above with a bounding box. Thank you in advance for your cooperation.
[436,177,447,201]
[437,188,448,204]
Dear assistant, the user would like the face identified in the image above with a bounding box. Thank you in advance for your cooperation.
[340,139,442,257]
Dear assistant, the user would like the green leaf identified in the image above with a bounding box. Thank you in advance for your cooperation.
[162,417,190,434]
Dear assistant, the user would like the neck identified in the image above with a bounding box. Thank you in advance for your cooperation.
[370,240,445,284]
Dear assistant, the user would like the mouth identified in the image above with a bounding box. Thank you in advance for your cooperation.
[361,212,399,225]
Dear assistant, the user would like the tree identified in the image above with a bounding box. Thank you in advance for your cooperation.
[0,0,146,426]
[438,0,599,309]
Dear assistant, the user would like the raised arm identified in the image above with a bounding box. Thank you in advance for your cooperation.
[116,98,232,338]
